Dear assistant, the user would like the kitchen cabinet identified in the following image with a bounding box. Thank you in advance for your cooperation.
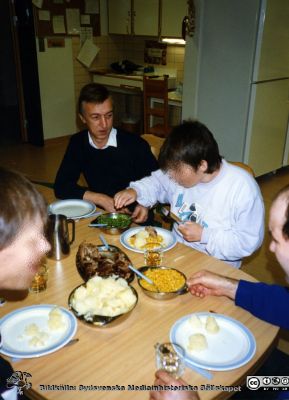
[160,0,188,38]
[134,0,159,35]
[108,0,132,35]
[108,0,159,36]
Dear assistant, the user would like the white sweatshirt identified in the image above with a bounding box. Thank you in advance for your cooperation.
[130,160,264,268]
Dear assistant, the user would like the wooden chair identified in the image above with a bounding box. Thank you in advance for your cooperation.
[143,75,171,137]
[229,161,255,176]
[141,133,165,159]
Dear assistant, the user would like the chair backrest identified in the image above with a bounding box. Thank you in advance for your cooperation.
[143,75,170,137]
[142,133,165,159]
[229,161,255,176]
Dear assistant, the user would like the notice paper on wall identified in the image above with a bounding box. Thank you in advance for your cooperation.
[85,0,99,14]
[32,0,43,8]
[38,10,50,21]
[66,8,81,35]
[53,15,66,34]
[77,39,100,68]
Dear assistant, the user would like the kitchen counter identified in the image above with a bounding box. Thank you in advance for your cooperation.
[90,69,182,130]
[90,70,177,92]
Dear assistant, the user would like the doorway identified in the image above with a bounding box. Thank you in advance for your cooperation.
[0,0,44,146]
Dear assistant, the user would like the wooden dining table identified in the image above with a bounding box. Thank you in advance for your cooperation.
[0,185,279,400]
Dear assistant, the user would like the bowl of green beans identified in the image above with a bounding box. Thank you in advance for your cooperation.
[95,213,132,235]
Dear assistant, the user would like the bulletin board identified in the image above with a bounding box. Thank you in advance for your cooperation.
[33,0,100,37]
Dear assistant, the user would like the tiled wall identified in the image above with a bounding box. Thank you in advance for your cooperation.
[71,34,184,130]
[72,34,184,94]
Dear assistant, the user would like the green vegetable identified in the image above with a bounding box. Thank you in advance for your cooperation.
[98,214,131,229]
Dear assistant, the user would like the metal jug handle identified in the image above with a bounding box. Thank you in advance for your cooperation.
[68,219,75,245]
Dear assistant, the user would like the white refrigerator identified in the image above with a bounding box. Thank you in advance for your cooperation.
[182,0,289,176]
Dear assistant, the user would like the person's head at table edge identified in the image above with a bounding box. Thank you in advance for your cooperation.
[158,120,222,188]
[0,167,50,291]
[269,183,289,280]
[78,83,113,149]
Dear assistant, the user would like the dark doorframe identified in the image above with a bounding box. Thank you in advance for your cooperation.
[0,0,44,146]
[13,0,44,146]
[0,0,22,144]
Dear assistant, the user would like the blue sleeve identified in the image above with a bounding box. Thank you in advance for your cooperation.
[235,280,289,329]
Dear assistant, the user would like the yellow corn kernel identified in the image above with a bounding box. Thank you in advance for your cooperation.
[140,269,185,293]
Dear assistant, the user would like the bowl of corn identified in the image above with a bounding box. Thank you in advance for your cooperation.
[137,266,187,300]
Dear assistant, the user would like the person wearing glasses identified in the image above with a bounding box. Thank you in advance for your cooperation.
[54,83,158,223]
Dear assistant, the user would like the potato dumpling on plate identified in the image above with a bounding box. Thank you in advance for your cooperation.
[206,315,220,334]
[187,333,208,352]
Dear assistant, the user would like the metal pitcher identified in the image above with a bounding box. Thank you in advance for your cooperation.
[46,214,75,260]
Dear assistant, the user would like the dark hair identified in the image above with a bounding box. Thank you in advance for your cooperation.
[273,184,289,239]
[78,83,111,115]
[0,167,47,250]
[158,120,222,173]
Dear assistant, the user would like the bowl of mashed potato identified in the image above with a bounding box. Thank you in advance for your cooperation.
[68,275,138,327]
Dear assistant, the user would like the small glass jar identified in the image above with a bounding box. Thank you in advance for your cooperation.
[29,258,48,293]
[144,247,163,267]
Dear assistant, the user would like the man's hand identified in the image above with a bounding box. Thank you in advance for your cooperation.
[187,270,239,300]
[149,370,199,400]
[177,222,203,242]
[114,188,137,209]
[131,204,149,223]
[84,191,116,212]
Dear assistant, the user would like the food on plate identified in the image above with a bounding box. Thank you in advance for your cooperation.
[129,227,165,250]
[22,322,50,348]
[48,307,66,331]
[97,213,131,229]
[76,241,131,281]
[28,332,50,348]
[70,276,137,317]
[188,314,203,330]
[205,315,220,334]
[187,333,208,352]
[19,307,66,348]
[24,323,40,336]
[140,268,185,293]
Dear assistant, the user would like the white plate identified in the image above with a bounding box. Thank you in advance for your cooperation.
[0,305,77,358]
[48,199,96,219]
[170,312,256,371]
[120,226,177,253]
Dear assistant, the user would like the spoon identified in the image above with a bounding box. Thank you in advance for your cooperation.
[89,223,107,227]
[99,234,110,250]
[128,265,160,292]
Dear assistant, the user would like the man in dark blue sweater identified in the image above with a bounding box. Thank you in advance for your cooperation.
[150,184,289,400]
[187,183,289,329]
[54,83,158,223]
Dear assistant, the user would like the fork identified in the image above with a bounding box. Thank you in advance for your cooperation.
[160,207,182,225]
